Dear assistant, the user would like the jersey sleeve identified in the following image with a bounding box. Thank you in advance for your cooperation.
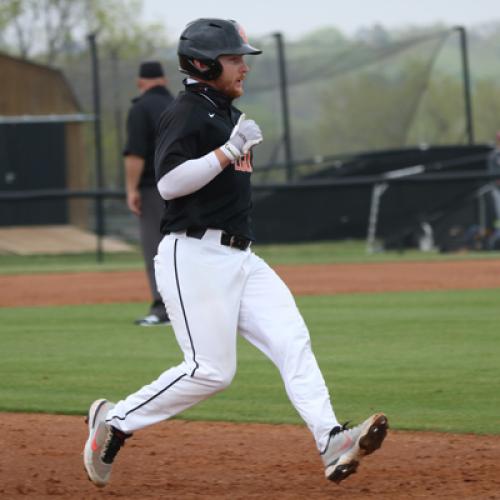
[123,103,150,158]
[155,106,206,181]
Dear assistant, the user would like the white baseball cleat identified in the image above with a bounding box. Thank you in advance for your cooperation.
[321,413,388,483]
[134,314,171,326]
[83,398,130,487]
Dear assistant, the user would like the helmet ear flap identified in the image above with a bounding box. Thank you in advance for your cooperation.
[179,56,222,81]
[206,59,223,80]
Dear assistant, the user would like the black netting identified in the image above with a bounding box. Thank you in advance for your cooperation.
[239,30,453,181]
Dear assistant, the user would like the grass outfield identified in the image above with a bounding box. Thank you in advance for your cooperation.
[2,288,499,434]
[1,240,500,274]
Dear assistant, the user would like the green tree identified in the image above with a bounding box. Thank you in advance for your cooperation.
[0,0,86,64]
[408,74,465,145]
[473,79,500,143]
[86,0,167,59]
[0,0,167,65]
[313,60,439,155]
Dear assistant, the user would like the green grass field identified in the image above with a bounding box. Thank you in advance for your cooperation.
[1,239,500,274]
[2,288,499,435]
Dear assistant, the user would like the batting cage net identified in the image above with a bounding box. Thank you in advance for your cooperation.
[241,28,466,181]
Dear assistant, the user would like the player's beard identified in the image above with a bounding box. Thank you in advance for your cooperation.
[214,76,244,100]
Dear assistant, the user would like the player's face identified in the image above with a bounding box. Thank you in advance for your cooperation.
[213,55,249,99]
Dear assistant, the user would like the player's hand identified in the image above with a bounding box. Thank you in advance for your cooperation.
[127,189,141,216]
[222,114,263,161]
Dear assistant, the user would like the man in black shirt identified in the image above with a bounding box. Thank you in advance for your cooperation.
[84,19,388,488]
[123,61,173,326]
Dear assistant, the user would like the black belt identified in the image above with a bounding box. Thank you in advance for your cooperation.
[184,227,251,251]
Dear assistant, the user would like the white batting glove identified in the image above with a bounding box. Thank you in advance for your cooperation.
[221,114,263,161]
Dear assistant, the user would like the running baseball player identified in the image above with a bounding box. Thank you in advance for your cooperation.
[83,18,388,488]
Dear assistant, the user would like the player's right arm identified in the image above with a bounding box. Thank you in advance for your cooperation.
[124,155,145,215]
[123,104,149,214]
[155,110,262,201]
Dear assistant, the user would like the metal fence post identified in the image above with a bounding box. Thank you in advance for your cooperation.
[455,26,474,145]
[273,32,294,182]
[110,47,125,189]
[88,32,105,262]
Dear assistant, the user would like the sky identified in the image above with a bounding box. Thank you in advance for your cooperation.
[142,0,500,40]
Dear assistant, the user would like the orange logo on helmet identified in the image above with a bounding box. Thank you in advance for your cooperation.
[237,24,249,43]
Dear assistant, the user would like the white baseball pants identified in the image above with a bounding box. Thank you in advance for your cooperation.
[107,229,339,451]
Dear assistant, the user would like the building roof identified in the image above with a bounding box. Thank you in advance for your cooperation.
[0,52,81,115]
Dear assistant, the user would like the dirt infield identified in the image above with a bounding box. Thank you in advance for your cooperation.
[2,414,500,499]
[2,259,500,498]
[2,259,500,307]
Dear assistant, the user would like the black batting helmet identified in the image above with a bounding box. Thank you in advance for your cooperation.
[178,18,262,81]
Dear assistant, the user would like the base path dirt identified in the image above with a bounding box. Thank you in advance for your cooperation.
[2,259,500,307]
[2,414,500,499]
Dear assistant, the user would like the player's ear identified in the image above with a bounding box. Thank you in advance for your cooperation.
[192,59,209,71]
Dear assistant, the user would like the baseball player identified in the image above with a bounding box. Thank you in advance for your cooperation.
[83,18,388,488]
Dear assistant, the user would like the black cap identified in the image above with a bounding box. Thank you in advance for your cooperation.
[139,61,164,79]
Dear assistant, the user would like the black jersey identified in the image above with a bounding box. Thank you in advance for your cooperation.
[123,86,174,188]
[155,83,254,239]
